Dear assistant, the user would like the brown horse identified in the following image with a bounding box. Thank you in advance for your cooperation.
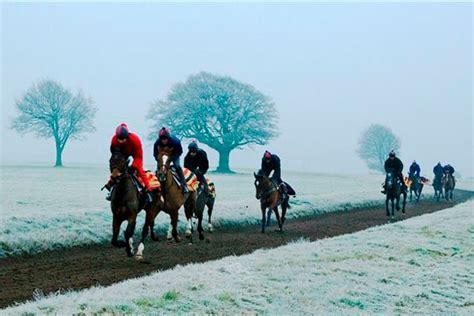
[146,150,197,243]
[442,172,455,201]
[254,172,289,233]
[109,152,143,257]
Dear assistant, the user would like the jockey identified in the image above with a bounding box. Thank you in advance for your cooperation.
[382,150,407,193]
[408,160,421,178]
[184,140,209,190]
[259,151,296,196]
[260,150,282,184]
[106,123,151,202]
[443,164,455,176]
[153,127,188,193]
[433,162,444,178]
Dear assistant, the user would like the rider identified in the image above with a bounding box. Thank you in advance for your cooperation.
[153,127,188,193]
[382,150,407,194]
[433,162,444,178]
[184,140,209,191]
[105,123,152,202]
[408,160,421,179]
[259,151,296,196]
[443,164,455,176]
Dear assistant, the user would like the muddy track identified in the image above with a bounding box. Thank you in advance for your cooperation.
[1,190,472,309]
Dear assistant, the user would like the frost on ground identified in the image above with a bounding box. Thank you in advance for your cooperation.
[1,165,388,257]
[4,200,473,314]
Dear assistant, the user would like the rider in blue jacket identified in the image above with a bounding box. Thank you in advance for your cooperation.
[408,161,421,178]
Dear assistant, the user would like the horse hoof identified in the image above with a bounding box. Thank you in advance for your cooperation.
[199,234,205,241]
[151,235,160,242]
[208,224,213,233]
[135,254,144,261]
[127,250,134,257]
[185,230,192,237]
[174,236,181,243]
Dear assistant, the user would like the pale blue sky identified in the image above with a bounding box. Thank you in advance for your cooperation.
[1,2,472,176]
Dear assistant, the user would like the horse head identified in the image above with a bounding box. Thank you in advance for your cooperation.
[157,150,172,183]
[254,172,273,200]
[109,151,128,179]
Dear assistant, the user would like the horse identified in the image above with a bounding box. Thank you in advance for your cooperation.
[196,180,216,233]
[442,172,455,201]
[432,174,444,201]
[408,174,423,202]
[108,151,144,257]
[254,172,289,233]
[147,150,198,243]
[385,170,407,219]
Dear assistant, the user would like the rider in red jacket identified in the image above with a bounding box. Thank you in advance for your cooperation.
[106,123,151,201]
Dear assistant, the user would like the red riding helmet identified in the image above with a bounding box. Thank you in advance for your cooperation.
[115,123,129,139]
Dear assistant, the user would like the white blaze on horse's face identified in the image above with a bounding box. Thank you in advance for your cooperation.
[162,154,168,173]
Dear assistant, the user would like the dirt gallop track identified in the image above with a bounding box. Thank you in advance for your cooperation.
[1,190,472,308]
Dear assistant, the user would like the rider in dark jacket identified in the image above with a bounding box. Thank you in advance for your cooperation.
[260,151,282,184]
[408,161,421,178]
[184,141,209,187]
[383,150,407,193]
[433,162,444,178]
[153,127,188,193]
[259,151,296,196]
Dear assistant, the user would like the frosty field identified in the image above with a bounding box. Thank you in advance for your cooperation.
[4,199,473,314]
[0,165,390,257]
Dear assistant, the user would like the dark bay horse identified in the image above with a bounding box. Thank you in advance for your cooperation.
[196,181,216,234]
[433,174,444,201]
[385,170,407,219]
[408,174,423,202]
[109,152,143,257]
[443,172,455,201]
[254,172,289,233]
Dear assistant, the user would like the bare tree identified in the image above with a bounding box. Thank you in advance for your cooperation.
[357,124,401,173]
[148,72,278,173]
[11,79,97,167]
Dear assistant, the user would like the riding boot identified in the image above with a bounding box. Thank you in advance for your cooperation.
[178,168,189,193]
[143,190,153,205]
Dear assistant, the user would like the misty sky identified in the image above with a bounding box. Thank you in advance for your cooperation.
[1,2,472,177]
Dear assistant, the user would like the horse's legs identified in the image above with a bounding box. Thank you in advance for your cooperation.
[124,215,137,257]
[170,210,180,243]
[197,208,205,241]
[266,208,272,227]
[111,214,125,248]
[402,192,407,214]
[385,197,389,217]
[281,201,288,225]
[261,204,266,233]
[207,199,214,233]
[391,199,395,218]
[273,206,282,232]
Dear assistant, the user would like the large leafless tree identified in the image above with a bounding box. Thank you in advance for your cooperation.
[11,79,97,167]
[357,124,401,173]
[148,72,278,173]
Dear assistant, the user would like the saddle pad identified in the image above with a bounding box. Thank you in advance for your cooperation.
[170,168,199,191]
[137,171,161,191]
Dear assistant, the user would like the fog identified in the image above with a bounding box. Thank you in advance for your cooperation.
[1,2,472,177]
